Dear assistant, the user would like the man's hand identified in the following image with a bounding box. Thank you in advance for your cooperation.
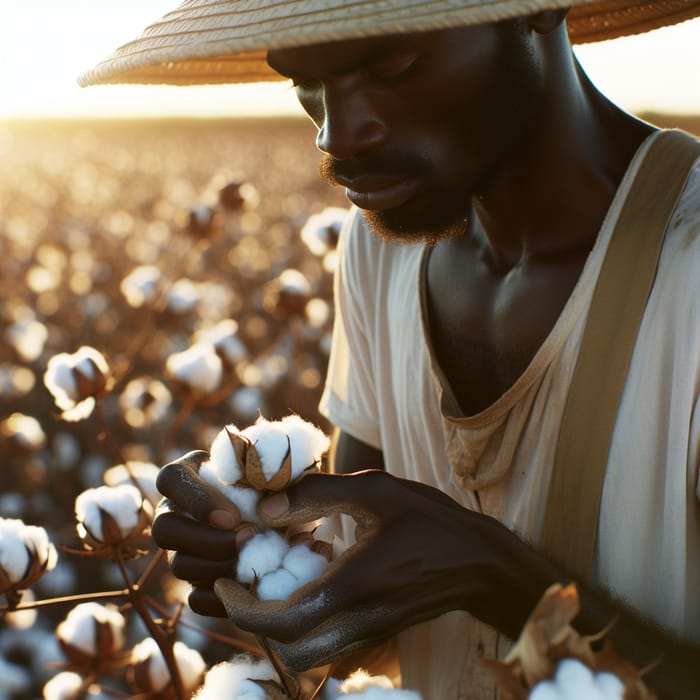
[212,469,545,670]
[152,450,255,617]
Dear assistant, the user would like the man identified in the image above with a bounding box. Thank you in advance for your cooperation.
[81,2,700,697]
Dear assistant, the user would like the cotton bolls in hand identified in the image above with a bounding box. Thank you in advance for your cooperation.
[199,414,341,600]
[206,414,330,492]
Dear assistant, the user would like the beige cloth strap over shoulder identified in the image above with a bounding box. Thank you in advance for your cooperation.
[540,129,700,580]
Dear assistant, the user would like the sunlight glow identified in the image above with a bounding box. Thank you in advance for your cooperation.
[1,0,698,119]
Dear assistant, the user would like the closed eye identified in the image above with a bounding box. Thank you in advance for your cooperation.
[367,48,421,82]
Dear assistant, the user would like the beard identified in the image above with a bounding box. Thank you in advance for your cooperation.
[319,155,470,247]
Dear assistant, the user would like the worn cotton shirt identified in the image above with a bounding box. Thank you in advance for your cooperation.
[319,131,700,698]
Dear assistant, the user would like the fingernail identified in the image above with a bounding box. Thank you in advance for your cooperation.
[261,492,289,519]
[235,525,257,549]
[209,509,238,529]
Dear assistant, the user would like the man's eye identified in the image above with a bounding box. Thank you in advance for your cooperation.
[369,51,420,82]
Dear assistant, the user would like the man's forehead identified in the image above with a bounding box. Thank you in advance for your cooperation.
[266,31,434,77]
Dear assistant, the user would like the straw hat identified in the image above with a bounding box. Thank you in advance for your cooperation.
[79,0,700,87]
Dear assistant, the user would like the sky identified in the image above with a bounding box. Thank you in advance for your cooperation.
[1,0,699,120]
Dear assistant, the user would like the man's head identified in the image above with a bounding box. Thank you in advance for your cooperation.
[267,16,562,245]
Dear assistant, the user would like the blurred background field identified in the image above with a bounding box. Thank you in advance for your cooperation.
[0,112,698,696]
[0,116,354,696]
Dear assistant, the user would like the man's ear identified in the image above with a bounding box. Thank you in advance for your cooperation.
[527,7,570,36]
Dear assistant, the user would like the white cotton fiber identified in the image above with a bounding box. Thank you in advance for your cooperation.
[201,457,261,524]
[594,672,625,700]
[528,680,561,700]
[281,414,330,477]
[236,530,289,584]
[0,535,30,583]
[193,656,278,699]
[282,544,327,584]
[256,568,300,601]
[242,420,290,480]
[75,485,142,541]
[208,427,243,484]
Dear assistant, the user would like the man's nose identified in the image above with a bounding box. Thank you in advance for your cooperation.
[315,85,388,160]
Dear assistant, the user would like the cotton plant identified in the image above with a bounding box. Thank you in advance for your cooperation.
[299,206,346,258]
[55,602,127,674]
[119,375,173,428]
[165,341,223,395]
[119,264,162,308]
[43,346,112,421]
[103,460,161,508]
[483,584,657,700]
[127,637,206,696]
[193,655,283,699]
[166,277,201,314]
[193,318,248,368]
[197,414,340,601]
[74,483,153,556]
[43,671,86,700]
[0,412,46,455]
[0,517,57,608]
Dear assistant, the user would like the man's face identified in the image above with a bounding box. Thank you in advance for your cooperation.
[267,23,544,245]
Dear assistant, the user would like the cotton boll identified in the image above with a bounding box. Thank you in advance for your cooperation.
[528,680,561,700]
[236,681,270,698]
[336,671,423,699]
[256,568,300,601]
[194,656,279,699]
[208,426,243,484]
[281,414,330,477]
[43,671,83,700]
[594,672,625,700]
[221,485,261,525]
[130,638,205,693]
[166,342,222,393]
[0,530,31,584]
[75,485,143,542]
[242,420,290,480]
[339,670,394,692]
[200,464,262,524]
[282,544,328,584]
[56,602,126,656]
[554,658,599,695]
[236,531,289,584]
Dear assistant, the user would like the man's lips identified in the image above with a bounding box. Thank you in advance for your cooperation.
[334,174,421,211]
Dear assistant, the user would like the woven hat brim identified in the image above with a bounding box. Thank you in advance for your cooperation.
[78,0,700,87]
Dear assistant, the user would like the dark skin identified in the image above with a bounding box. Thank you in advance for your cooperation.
[152,11,700,697]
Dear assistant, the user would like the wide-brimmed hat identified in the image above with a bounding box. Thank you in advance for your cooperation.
[79,0,700,87]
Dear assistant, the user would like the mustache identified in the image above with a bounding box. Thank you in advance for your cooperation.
[320,152,429,186]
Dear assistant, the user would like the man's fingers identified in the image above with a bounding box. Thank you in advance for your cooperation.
[169,551,236,581]
[156,451,241,528]
[258,470,390,528]
[214,577,336,644]
[152,511,239,559]
[187,586,228,618]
